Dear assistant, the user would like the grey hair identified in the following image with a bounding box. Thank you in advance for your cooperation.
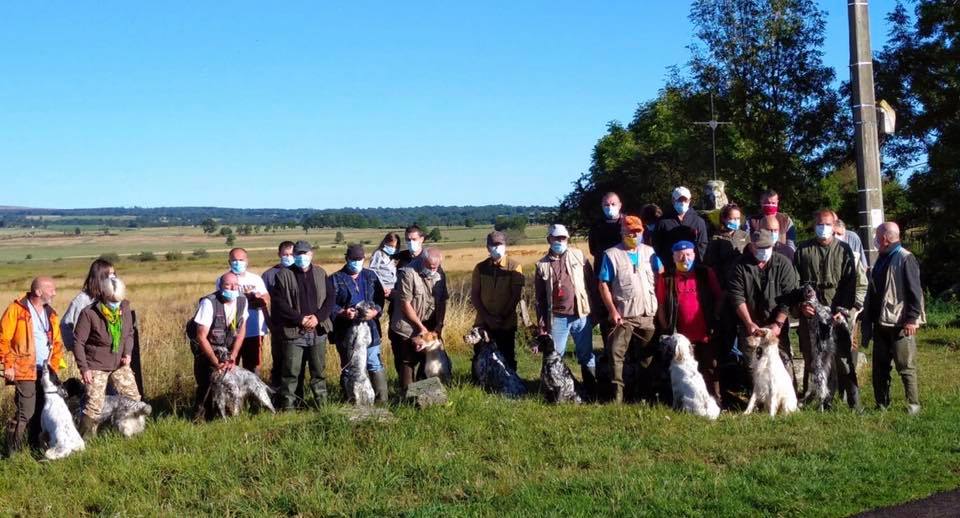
[423,247,444,262]
[100,277,126,303]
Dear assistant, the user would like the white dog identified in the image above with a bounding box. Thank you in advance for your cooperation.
[39,364,85,460]
[415,331,452,385]
[744,329,798,417]
[664,334,720,420]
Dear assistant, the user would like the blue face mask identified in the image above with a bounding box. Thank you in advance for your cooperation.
[230,260,247,275]
[769,231,780,244]
[294,254,311,269]
[550,241,567,255]
[346,259,363,273]
[383,245,396,256]
[815,224,834,240]
[106,301,121,310]
[602,206,620,220]
[407,240,421,254]
[221,289,239,301]
[725,220,740,231]
[280,255,295,267]
[673,201,689,215]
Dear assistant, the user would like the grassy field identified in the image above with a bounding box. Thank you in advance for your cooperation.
[0,229,958,516]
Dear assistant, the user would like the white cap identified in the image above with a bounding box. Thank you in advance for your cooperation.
[672,186,692,200]
[547,224,569,238]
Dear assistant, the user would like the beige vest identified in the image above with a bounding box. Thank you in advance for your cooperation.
[536,248,591,318]
[878,247,926,327]
[604,244,658,318]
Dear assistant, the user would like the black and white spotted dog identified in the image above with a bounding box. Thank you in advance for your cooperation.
[534,334,581,404]
[798,282,850,411]
[62,378,152,437]
[340,301,376,406]
[39,364,85,460]
[464,327,526,398]
[210,366,276,418]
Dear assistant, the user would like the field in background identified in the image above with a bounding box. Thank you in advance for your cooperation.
[0,226,958,515]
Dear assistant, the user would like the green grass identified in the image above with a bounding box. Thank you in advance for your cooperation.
[1,333,958,516]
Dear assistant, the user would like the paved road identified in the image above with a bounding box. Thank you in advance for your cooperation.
[855,489,960,517]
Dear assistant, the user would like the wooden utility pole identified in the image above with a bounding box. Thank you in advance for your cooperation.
[848,0,885,265]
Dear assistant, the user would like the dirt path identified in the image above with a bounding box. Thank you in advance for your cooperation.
[854,489,960,517]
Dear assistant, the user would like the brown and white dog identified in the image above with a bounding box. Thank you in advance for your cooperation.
[413,331,452,384]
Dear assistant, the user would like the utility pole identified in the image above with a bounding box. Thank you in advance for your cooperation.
[693,93,732,181]
[848,0,884,266]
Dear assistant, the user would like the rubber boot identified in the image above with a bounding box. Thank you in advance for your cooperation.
[371,370,389,405]
[78,414,99,440]
[581,365,597,401]
[5,426,25,457]
[400,365,414,397]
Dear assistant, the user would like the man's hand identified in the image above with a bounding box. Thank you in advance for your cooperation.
[609,310,623,327]
[82,370,94,385]
[745,321,760,337]
[417,324,429,337]
[903,323,919,337]
[832,312,846,324]
[120,355,131,367]
[801,303,815,318]
[383,288,392,298]
[364,308,379,320]
[302,315,318,329]
[219,359,235,372]
[765,322,782,338]
[3,367,15,383]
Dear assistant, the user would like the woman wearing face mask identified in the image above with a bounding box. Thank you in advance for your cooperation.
[72,277,143,438]
[330,245,388,403]
[369,232,401,299]
[655,240,724,404]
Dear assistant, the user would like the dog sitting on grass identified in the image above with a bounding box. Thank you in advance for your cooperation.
[413,331,452,385]
[534,334,581,404]
[464,327,526,398]
[39,364,85,460]
[744,328,798,417]
[62,377,152,437]
[663,333,720,420]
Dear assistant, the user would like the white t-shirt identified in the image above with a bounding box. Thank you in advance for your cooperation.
[215,271,268,337]
[193,297,239,328]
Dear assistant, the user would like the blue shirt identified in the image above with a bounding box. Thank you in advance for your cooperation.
[28,303,50,367]
[330,269,383,345]
[599,250,660,282]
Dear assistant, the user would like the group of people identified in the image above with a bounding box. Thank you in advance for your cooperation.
[0,182,926,453]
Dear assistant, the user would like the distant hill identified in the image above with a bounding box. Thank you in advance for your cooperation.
[0,205,555,229]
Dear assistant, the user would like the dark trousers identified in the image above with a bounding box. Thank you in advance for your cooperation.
[279,332,328,409]
[238,335,262,372]
[193,355,216,420]
[487,328,518,371]
[873,325,919,407]
[389,330,425,393]
[694,341,720,403]
[5,372,44,454]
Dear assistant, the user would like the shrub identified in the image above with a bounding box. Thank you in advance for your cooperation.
[135,251,157,262]
[99,252,121,264]
[192,249,209,258]
[165,250,184,261]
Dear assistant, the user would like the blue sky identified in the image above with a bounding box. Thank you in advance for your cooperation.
[0,1,898,210]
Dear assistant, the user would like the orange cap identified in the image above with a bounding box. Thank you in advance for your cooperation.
[623,215,644,232]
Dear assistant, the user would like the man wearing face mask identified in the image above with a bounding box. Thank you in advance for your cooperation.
[728,230,799,389]
[535,224,598,395]
[588,192,626,263]
[471,231,525,370]
[865,222,925,414]
[656,241,723,403]
[0,277,66,455]
[395,225,427,270]
[794,209,861,409]
[73,277,142,437]
[746,189,797,251]
[597,216,658,403]
[330,245,388,403]
[189,272,248,420]
[389,247,448,394]
[270,241,335,409]
[759,215,795,262]
[654,186,709,269]
[216,248,269,373]
[262,241,296,293]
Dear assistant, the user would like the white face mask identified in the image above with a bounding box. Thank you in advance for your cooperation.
[754,247,773,263]
[407,239,422,254]
[815,224,834,240]
[488,244,505,260]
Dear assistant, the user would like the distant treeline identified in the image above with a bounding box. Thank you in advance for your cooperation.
[0,205,555,230]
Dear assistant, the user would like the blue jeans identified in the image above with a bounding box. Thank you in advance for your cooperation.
[551,315,595,368]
